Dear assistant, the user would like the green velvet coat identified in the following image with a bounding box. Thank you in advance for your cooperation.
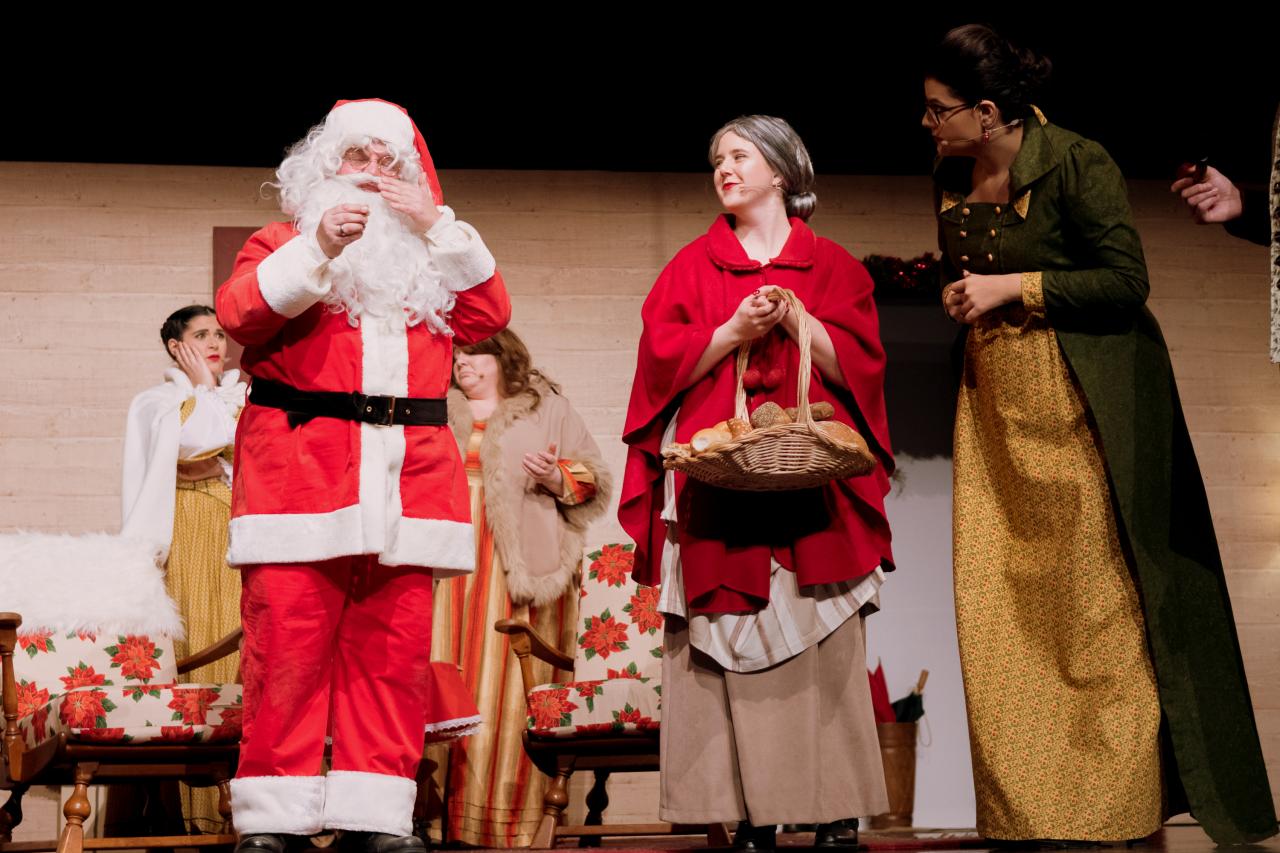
[935,113,1277,845]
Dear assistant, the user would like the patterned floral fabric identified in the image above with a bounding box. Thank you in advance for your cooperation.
[12,627,242,747]
[526,544,664,738]
[526,670,661,739]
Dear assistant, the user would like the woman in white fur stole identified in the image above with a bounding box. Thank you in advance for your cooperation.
[122,305,246,686]
[121,305,246,831]
[424,329,611,847]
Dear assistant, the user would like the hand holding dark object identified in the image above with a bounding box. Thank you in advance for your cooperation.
[1171,165,1243,225]
[1176,158,1209,185]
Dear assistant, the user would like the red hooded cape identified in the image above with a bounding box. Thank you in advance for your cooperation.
[618,215,895,614]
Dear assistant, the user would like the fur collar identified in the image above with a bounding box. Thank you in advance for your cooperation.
[447,379,611,605]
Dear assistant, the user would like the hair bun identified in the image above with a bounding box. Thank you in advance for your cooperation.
[1014,46,1052,95]
[786,191,818,222]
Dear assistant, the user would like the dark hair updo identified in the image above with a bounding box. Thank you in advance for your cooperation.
[160,305,217,356]
[925,24,1052,121]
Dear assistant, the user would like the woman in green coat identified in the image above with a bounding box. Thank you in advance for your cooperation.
[925,24,1275,846]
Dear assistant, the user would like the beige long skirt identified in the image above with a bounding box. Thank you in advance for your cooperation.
[659,612,887,826]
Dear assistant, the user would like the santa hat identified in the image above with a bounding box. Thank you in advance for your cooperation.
[327,98,444,205]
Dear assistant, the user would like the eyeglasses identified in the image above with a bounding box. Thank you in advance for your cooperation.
[341,146,403,175]
[923,102,973,125]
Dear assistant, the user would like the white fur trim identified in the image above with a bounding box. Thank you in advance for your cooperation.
[424,207,496,292]
[228,508,474,572]
[257,234,333,319]
[230,775,325,835]
[382,517,475,576]
[356,318,410,556]
[228,505,364,566]
[121,375,187,558]
[321,770,415,835]
[327,102,413,150]
[0,532,184,638]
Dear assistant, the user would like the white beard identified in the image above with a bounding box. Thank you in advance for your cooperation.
[296,175,454,333]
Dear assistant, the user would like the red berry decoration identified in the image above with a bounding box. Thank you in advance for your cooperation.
[763,367,785,390]
[742,368,763,390]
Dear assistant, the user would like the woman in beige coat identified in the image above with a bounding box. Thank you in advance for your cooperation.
[425,329,612,847]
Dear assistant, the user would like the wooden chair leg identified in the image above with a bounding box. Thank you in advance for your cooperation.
[216,778,233,826]
[531,756,575,849]
[411,749,442,843]
[56,763,97,853]
[707,821,734,846]
[577,770,610,847]
[0,784,27,842]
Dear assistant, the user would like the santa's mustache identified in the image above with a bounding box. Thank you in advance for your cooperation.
[334,171,382,190]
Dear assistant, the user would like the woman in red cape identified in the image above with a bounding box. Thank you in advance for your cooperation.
[618,116,896,849]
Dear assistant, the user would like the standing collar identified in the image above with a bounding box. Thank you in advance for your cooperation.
[1007,106,1057,197]
[705,214,816,271]
[934,106,1058,198]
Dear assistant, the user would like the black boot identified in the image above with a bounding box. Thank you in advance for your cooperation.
[815,818,860,848]
[234,836,294,853]
[733,821,777,851]
[338,831,426,853]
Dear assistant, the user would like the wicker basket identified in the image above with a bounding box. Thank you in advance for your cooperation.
[661,289,878,491]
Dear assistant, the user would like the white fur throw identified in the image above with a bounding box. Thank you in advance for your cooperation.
[0,532,185,638]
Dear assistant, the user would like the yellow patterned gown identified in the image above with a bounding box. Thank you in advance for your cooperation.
[425,422,591,847]
[952,260,1163,841]
[170,398,241,831]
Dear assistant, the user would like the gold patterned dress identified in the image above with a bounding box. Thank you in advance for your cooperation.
[170,392,243,831]
[169,455,240,683]
[940,145,1164,837]
[952,275,1162,840]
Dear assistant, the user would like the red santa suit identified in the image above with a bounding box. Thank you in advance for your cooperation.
[216,99,510,838]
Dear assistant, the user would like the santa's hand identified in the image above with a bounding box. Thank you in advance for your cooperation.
[380,173,442,233]
[317,203,370,258]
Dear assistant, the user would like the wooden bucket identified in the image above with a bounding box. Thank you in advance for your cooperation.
[869,721,917,829]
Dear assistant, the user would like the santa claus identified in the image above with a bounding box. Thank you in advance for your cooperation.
[216,99,510,853]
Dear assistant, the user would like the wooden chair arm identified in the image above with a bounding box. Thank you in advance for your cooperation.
[0,613,22,777]
[176,628,243,678]
[494,618,574,696]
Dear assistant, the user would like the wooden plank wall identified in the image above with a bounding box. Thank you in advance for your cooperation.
[1,162,1275,829]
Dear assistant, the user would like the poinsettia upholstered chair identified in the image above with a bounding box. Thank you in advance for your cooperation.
[0,532,243,853]
[495,543,730,849]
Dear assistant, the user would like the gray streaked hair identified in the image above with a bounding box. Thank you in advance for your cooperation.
[709,115,817,221]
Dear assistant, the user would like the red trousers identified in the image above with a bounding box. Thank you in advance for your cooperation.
[229,557,433,836]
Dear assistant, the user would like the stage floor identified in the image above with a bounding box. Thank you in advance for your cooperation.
[502,824,1280,851]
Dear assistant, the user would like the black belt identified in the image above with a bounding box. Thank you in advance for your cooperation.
[249,377,447,428]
